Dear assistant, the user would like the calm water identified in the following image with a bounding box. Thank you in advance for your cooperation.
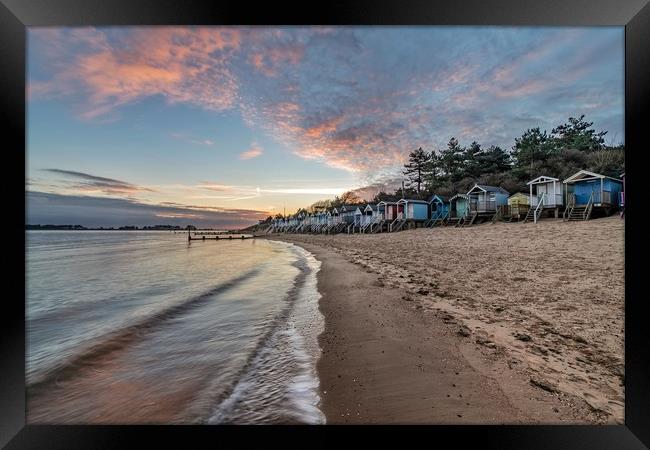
[26,231,325,424]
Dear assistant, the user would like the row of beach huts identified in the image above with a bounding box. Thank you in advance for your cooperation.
[267,170,625,235]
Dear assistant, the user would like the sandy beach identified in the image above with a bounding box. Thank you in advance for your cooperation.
[269,215,624,424]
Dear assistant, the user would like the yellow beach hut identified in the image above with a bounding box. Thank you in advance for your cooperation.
[507,193,530,221]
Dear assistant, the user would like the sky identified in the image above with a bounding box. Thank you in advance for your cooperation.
[26,26,624,228]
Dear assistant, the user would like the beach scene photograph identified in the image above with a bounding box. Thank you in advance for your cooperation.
[26,26,624,425]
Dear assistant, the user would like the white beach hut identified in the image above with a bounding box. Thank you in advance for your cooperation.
[524,175,563,222]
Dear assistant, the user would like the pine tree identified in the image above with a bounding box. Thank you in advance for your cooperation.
[438,138,465,182]
[462,141,483,179]
[551,115,607,152]
[511,127,555,180]
[424,150,443,191]
[479,145,511,174]
[402,147,431,193]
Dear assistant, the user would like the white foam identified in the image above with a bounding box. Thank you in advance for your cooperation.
[284,244,326,424]
[206,241,326,424]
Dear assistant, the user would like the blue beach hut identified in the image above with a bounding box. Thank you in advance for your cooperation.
[427,194,450,222]
[620,172,625,218]
[449,193,469,224]
[396,198,429,221]
[563,170,623,220]
[340,204,359,224]
[466,184,510,214]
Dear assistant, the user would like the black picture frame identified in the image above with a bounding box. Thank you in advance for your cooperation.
[2,0,649,448]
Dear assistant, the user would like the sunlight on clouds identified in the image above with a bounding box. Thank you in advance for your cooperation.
[239,143,264,160]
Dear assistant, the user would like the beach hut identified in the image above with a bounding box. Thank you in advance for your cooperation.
[321,210,329,227]
[338,205,359,233]
[562,170,623,221]
[331,207,341,224]
[340,205,358,223]
[427,194,450,227]
[374,201,397,233]
[287,215,297,232]
[361,204,378,232]
[524,175,563,222]
[507,193,530,221]
[448,193,469,226]
[296,213,307,232]
[354,206,363,225]
[325,210,333,228]
[326,207,344,233]
[620,173,625,218]
[464,184,510,225]
[363,203,377,222]
[390,198,429,231]
[312,211,324,232]
[467,184,510,213]
[337,204,359,233]
[396,198,429,221]
[377,201,398,221]
[352,206,364,232]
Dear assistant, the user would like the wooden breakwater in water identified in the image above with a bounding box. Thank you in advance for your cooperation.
[187,232,255,241]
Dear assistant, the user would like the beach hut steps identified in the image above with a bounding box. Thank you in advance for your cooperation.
[523,208,537,223]
[566,205,590,221]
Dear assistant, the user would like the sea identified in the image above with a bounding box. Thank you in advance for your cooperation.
[25,230,325,424]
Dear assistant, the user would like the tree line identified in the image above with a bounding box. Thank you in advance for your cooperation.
[264,115,624,221]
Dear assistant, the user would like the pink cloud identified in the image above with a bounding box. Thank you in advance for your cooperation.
[30,27,241,121]
[27,28,468,175]
[239,143,263,160]
[304,116,344,139]
[248,44,305,77]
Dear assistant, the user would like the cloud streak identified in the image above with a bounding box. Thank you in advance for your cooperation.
[239,143,263,160]
[43,168,155,195]
[170,132,215,146]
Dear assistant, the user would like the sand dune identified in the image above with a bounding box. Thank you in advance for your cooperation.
[274,216,624,423]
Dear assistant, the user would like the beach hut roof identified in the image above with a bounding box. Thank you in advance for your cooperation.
[467,184,510,195]
[509,192,528,199]
[340,204,362,211]
[450,193,469,201]
[526,175,559,185]
[620,172,625,178]
[364,204,377,211]
[376,200,397,206]
[428,194,449,203]
[397,198,429,204]
[563,169,622,184]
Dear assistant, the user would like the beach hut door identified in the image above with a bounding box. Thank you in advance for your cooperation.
[470,197,478,213]
[537,184,548,206]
